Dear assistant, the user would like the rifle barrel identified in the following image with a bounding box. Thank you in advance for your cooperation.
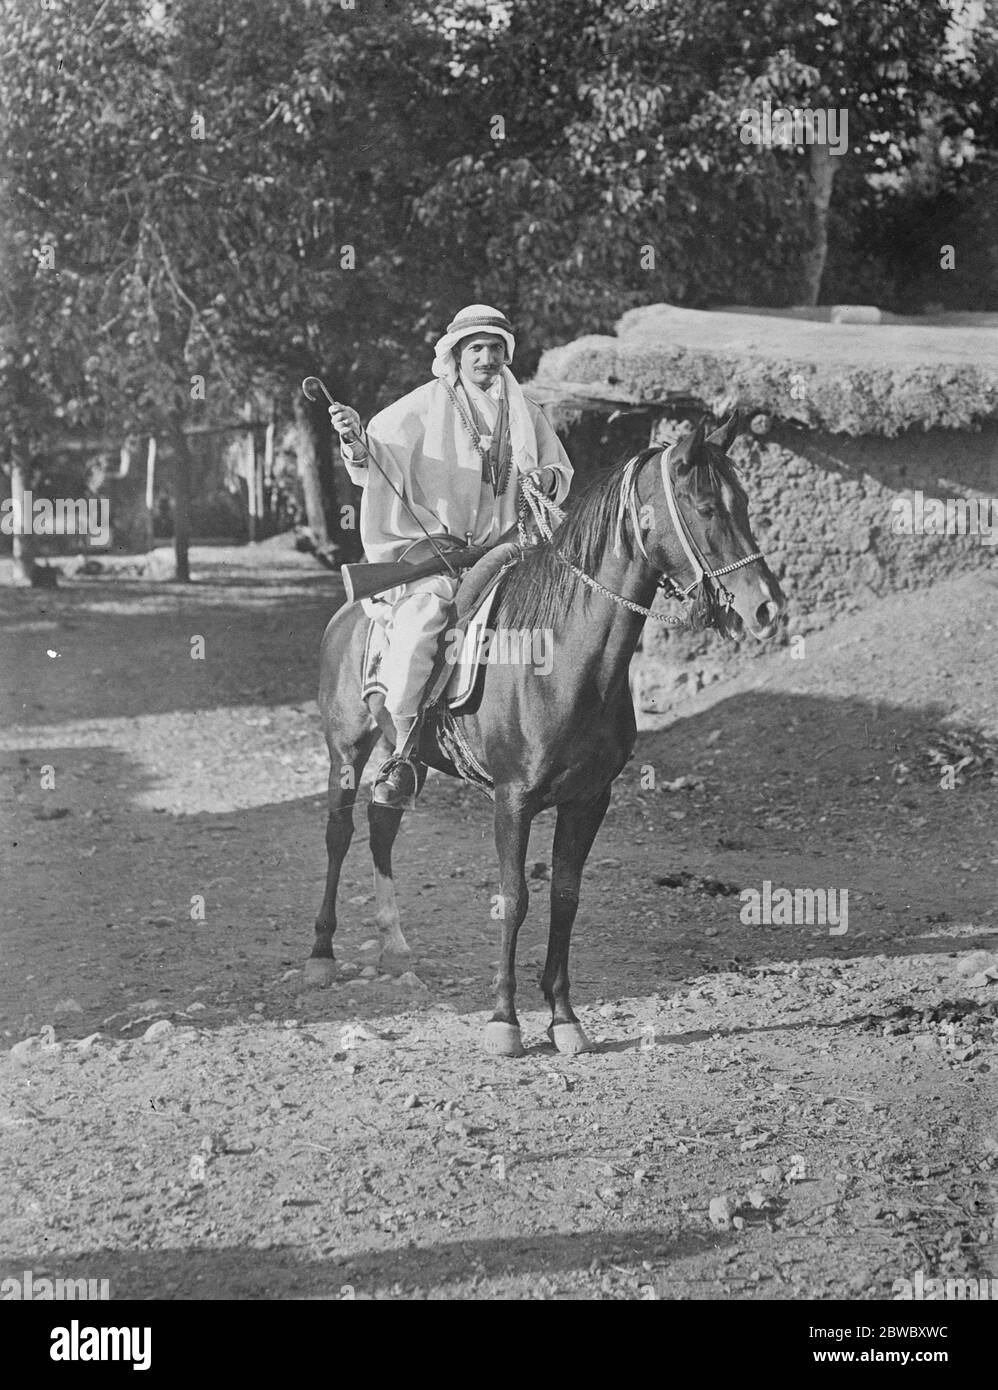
[342,546,487,605]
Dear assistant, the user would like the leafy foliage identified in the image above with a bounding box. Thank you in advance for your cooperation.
[1,0,995,491]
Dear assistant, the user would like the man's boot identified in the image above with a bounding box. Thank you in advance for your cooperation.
[372,715,422,809]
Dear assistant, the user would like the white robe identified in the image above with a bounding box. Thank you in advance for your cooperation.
[341,372,572,564]
[341,370,572,719]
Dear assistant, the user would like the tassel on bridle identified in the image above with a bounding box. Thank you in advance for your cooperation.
[684,580,726,633]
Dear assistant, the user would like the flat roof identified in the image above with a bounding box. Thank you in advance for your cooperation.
[530,304,998,435]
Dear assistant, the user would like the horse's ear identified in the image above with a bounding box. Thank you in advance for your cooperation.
[707,412,740,453]
[675,420,706,474]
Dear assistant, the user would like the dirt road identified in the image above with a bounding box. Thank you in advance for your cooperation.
[1,542,995,1299]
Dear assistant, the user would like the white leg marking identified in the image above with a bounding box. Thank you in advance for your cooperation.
[373,867,410,958]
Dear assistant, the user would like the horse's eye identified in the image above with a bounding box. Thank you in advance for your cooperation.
[696,505,716,520]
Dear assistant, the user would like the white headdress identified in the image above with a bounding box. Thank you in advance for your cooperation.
[431,305,537,475]
[431,304,515,377]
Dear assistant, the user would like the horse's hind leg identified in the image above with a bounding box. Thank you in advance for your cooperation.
[542,788,611,1054]
[305,729,380,988]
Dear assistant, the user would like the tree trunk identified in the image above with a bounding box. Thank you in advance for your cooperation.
[242,402,259,544]
[245,432,257,544]
[172,428,192,583]
[9,458,35,586]
[145,437,157,554]
[293,392,328,546]
[800,144,839,306]
[263,414,275,534]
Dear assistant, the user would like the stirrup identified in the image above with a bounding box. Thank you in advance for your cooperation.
[372,754,420,810]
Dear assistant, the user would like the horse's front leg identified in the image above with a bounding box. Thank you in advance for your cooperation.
[542,787,612,1054]
[486,786,535,1057]
[368,799,412,971]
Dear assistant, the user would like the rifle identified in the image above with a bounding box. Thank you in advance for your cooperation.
[341,526,518,605]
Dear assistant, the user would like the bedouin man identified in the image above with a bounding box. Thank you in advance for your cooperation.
[328,303,573,808]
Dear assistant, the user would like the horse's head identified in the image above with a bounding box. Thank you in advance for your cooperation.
[639,415,784,640]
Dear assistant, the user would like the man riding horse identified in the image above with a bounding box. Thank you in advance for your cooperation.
[327,304,574,808]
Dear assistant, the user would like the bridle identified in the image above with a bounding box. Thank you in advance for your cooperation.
[527,442,764,629]
[654,442,764,610]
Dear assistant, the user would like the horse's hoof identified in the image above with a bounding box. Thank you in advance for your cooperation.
[378,946,412,976]
[548,1022,592,1055]
[302,958,338,989]
[484,1021,525,1058]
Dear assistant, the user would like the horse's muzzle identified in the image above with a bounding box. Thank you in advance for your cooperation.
[749,598,782,640]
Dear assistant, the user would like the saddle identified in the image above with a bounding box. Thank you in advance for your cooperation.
[361,540,521,715]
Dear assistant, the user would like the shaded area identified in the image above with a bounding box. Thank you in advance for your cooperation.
[0,558,344,726]
[0,674,994,1041]
[0,1227,723,1300]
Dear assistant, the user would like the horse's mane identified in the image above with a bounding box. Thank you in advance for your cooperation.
[494,451,650,632]
[495,443,746,632]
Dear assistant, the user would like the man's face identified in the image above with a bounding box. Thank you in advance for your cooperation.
[458,333,507,387]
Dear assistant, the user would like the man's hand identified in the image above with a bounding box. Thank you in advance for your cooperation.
[524,466,556,496]
[328,404,363,447]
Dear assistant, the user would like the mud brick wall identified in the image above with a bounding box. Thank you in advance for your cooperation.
[562,412,998,713]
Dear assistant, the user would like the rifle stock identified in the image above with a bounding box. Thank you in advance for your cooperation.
[342,545,489,604]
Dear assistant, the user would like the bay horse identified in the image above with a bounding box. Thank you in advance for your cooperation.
[304,415,784,1056]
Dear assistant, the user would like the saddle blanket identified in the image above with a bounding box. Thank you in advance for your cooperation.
[361,583,502,712]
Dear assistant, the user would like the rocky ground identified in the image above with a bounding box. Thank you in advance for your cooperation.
[1,540,995,1300]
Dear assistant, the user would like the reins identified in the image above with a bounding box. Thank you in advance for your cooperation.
[517,444,763,629]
